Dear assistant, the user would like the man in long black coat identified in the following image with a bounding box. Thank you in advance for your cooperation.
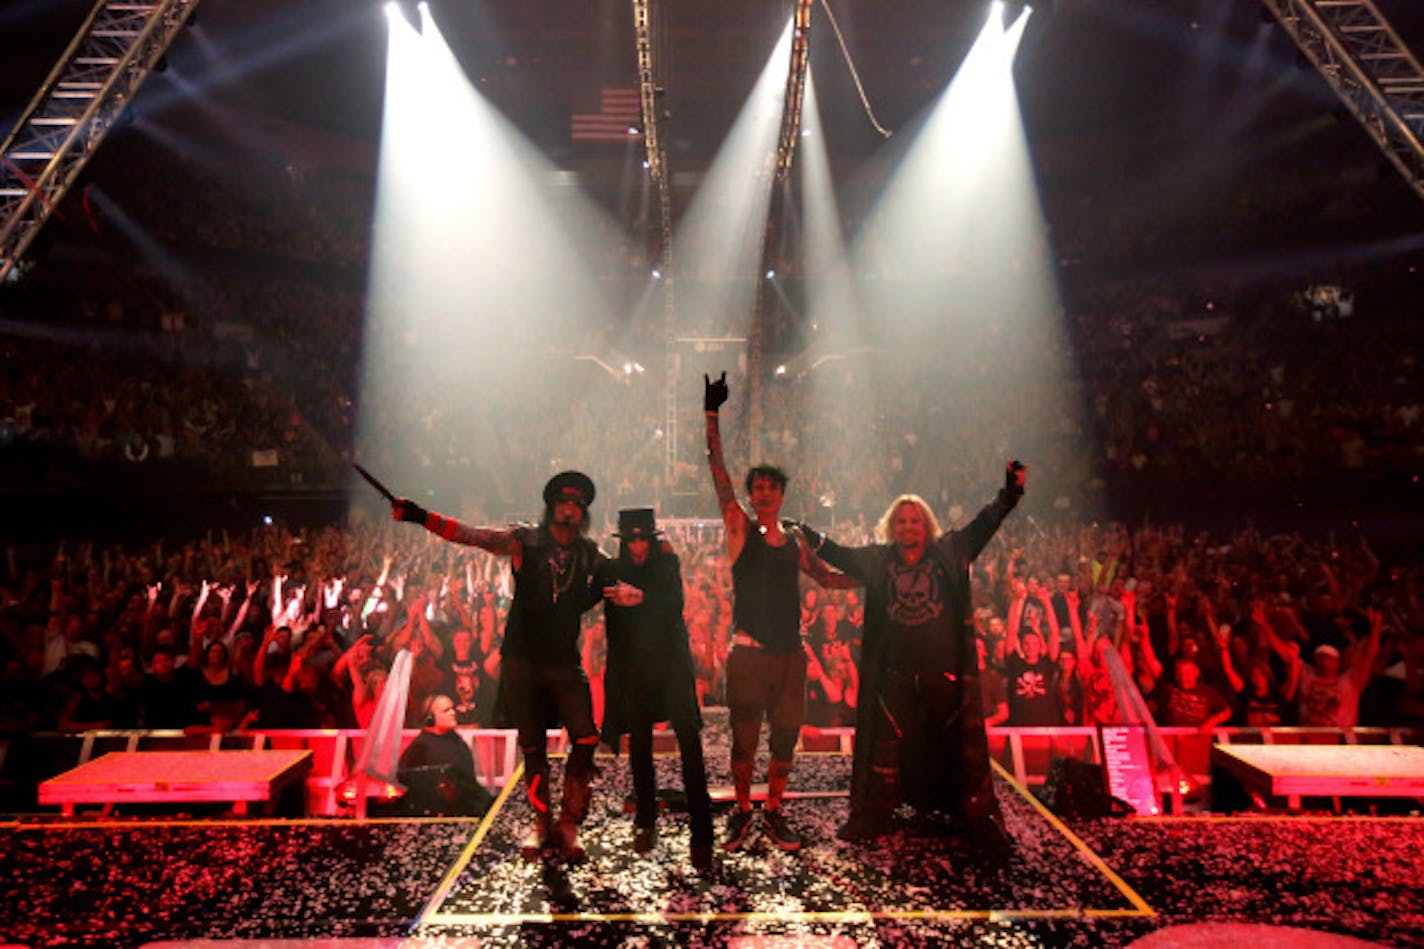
[598,508,713,872]
[795,462,1024,864]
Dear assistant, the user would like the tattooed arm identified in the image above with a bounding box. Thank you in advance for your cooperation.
[796,533,859,590]
[392,499,525,571]
[704,372,748,563]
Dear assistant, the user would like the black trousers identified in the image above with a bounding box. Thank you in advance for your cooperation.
[501,655,598,819]
[628,712,713,845]
[879,669,999,822]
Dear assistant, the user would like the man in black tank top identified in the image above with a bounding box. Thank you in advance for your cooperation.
[391,471,624,864]
[705,372,856,852]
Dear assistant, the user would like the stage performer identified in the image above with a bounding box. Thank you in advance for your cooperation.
[792,462,1025,866]
[704,371,854,853]
[392,471,621,862]
[597,507,714,872]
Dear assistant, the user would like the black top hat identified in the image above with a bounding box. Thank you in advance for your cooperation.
[543,471,596,509]
[615,507,662,539]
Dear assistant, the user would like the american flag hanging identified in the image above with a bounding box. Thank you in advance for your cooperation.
[570,87,643,143]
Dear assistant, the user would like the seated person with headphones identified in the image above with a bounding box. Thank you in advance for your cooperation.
[396,693,494,817]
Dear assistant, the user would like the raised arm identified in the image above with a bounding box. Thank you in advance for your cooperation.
[1133,600,1161,669]
[417,601,443,658]
[189,579,212,644]
[227,579,259,639]
[1066,587,1085,656]
[253,626,278,686]
[1164,589,1181,658]
[1254,601,1303,700]
[1348,607,1384,692]
[448,577,475,632]
[949,461,1026,565]
[391,499,524,568]
[388,595,425,653]
[271,566,286,627]
[704,371,749,561]
[1005,579,1027,657]
[1033,580,1061,661]
[1213,619,1244,695]
[141,581,163,657]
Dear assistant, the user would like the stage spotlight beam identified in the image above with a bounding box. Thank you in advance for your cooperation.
[384,0,421,33]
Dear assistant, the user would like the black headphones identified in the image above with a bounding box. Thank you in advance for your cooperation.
[423,693,457,728]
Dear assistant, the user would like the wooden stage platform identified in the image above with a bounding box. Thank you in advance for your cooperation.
[37,749,313,816]
[1211,743,1424,810]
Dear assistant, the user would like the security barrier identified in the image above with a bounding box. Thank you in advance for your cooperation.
[2,724,1418,817]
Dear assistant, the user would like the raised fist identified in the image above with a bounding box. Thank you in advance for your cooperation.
[704,372,729,413]
[393,498,429,526]
[1004,460,1026,498]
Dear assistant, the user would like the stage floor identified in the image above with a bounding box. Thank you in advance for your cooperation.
[3,739,1422,948]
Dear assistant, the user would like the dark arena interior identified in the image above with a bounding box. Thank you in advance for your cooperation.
[2,0,1424,946]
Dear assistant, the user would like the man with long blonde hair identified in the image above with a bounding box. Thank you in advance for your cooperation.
[793,462,1025,866]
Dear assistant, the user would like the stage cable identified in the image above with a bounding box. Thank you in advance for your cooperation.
[818,0,892,139]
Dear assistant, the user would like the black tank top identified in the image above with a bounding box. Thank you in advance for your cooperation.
[731,525,802,654]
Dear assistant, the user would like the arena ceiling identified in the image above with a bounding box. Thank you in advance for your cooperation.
[4,0,1423,159]
[4,0,1424,260]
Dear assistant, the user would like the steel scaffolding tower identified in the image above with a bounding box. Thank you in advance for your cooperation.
[1261,0,1424,204]
[0,0,200,284]
[633,0,679,490]
[774,0,814,182]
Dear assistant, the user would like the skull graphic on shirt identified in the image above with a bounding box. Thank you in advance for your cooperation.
[888,560,943,626]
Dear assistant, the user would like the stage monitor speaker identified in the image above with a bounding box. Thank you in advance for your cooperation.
[371,765,494,818]
[1039,756,1132,819]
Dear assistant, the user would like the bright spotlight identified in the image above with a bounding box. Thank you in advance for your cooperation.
[775,364,787,375]
[633,362,645,373]
[651,268,662,279]
[623,362,634,374]
[998,0,1034,32]
[766,269,776,279]
[385,0,420,32]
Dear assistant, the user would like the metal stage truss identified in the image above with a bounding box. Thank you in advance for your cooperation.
[0,0,201,284]
[1261,0,1424,205]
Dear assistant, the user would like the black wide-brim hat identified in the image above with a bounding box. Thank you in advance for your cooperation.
[615,507,662,539]
[543,470,596,509]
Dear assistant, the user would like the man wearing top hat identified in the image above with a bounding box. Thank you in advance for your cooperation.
[392,471,630,862]
[597,507,714,872]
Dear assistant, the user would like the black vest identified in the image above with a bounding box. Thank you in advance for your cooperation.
[502,526,602,666]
